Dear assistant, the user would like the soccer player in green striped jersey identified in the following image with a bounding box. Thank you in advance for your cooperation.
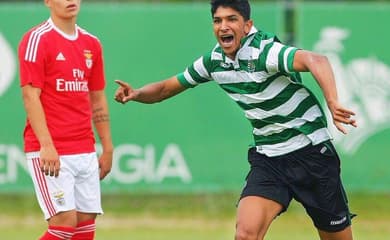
[115,0,357,239]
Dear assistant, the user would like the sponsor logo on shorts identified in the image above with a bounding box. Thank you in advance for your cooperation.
[330,216,347,225]
[320,146,327,154]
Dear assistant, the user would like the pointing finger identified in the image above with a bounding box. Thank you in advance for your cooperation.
[114,80,129,88]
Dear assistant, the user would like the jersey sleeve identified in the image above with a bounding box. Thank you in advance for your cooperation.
[88,39,105,91]
[176,55,213,88]
[18,31,46,88]
[263,40,298,74]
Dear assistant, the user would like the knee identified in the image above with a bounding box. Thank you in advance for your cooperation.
[235,227,261,240]
[48,210,78,227]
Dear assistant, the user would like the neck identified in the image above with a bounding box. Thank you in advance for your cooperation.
[50,15,77,35]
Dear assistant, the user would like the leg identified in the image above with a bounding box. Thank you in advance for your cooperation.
[235,196,283,240]
[71,212,97,240]
[26,153,78,239]
[40,210,77,240]
[76,212,97,223]
[318,226,353,240]
[72,153,102,240]
[48,210,78,227]
[288,141,354,240]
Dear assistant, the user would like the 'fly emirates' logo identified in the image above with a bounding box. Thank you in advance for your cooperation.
[56,68,88,92]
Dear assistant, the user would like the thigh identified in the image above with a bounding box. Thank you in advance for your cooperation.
[71,152,103,215]
[26,152,76,220]
[236,196,283,240]
[48,209,78,227]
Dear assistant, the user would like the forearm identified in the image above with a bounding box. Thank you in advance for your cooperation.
[134,77,186,103]
[134,81,168,103]
[308,55,339,105]
[294,50,356,133]
[90,92,113,153]
[295,50,339,104]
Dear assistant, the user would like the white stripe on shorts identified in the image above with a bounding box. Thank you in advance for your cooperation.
[31,156,57,217]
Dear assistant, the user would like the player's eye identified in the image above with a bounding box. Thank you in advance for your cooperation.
[213,18,222,24]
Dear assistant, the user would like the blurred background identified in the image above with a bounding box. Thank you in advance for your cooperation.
[1,0,389,239]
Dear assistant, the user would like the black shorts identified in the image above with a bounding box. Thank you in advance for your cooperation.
[240,140,355,232]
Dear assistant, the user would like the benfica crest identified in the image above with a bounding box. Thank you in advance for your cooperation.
[84,50,93,69]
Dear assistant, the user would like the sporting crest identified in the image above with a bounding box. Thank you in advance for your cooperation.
[247,60,256,73]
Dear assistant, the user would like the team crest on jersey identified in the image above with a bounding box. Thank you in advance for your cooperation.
[84,50,93,69]
[247,60,256,73]
[53,190,66,206]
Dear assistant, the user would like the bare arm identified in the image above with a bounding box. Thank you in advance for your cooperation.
[293,50,357,134]
[90,90,113,180]
[22,84,60,177]
[114,76,187,104]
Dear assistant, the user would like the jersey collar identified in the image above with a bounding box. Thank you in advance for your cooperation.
[48,18,79,41]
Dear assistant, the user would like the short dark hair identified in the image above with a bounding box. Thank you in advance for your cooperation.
[210,0,251,21]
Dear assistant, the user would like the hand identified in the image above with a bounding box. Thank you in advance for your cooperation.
[114,80,138,104]
[98,151,113,180]
[39,145,60,177]
[327,100,357,134]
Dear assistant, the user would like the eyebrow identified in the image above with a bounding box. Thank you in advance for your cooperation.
[213,14,239,19]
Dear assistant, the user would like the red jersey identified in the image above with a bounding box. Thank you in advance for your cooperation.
[18,18,106,155]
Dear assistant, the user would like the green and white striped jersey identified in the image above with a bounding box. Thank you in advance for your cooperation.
[177,27,331,156]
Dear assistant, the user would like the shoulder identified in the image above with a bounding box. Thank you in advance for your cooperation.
[77,26,101,43]
[254,29,278,41]
[204,45,223,64]
[192,45,223,73]
[77,26,103,52]
[18,20,53,58]
[252,30,280,47]
[20,21,53,45]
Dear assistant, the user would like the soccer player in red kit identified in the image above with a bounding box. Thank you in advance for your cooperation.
[18,0,113,239]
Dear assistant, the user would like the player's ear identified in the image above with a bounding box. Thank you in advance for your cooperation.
[244,19,253,35]
[44,0,50,7]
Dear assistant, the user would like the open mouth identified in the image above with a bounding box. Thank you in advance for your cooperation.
[220,34,234,45]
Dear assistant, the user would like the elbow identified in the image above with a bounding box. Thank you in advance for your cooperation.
[301,52,330,73]
[310,53,329,66]
[22,89,36,104]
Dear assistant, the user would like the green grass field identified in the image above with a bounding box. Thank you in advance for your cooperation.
[1,192,389,239]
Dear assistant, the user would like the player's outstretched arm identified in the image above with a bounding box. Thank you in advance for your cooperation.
[114,76,187,104]
[293,50,357,134]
